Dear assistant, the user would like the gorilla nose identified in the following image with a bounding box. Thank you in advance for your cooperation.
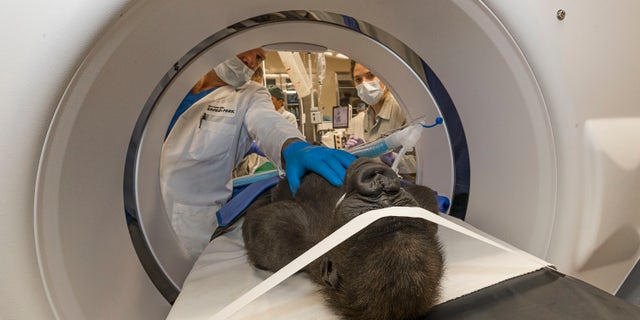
[353,162,401,196]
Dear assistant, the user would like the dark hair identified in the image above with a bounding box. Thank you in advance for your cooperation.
[251,66,263,80]
[350,60,357,79]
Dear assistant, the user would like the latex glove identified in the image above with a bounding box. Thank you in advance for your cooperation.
[345,136,365,149]
[283,141,356,194]
[379,152,397,166]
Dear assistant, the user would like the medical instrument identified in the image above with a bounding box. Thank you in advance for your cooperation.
[348,116,443,172]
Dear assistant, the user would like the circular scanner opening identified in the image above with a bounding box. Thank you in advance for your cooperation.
[125,11,468,302]
[35,4,555,318]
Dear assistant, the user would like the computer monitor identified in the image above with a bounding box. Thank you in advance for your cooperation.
[332,105,349,129]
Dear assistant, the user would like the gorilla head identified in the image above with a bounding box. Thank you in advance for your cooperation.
[334,157,427,223]
[242,157,444,320]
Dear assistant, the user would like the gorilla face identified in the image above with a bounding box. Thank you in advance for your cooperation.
[334,158,421,224]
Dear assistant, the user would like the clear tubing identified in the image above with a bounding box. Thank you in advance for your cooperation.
[348,140,391,158]
[348,117,442,159]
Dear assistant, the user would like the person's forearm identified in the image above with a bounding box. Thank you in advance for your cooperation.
[280,137,304,167]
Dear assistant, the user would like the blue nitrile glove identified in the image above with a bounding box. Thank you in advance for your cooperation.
[283,141,357,194]
[380,151,396,166]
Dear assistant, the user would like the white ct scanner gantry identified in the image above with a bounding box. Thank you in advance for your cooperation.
[2,0,640,319]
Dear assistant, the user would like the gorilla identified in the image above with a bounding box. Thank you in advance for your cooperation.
[242,157,444,320]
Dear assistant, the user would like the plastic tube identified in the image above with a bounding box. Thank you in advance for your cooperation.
[232,169,280,187]
[348,117,442,159]
[347,139,392,158]
[348,123,423,158]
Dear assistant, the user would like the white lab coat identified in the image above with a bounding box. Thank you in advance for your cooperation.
[278,108,298,127]
[160,81,303,258]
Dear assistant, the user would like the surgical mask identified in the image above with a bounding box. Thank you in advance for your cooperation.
[213,56,255,87]
[356,79,384,105]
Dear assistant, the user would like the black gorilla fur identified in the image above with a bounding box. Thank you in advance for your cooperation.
[242,157,444,320]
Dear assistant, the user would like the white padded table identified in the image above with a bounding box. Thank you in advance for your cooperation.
[167,208,552,320]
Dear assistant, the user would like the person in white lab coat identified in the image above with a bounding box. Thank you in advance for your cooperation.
[160,48,355,258]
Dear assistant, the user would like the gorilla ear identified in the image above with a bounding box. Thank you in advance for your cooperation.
[321,256,339,289]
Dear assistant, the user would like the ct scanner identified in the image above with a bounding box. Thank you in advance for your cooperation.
[2,0,640,319]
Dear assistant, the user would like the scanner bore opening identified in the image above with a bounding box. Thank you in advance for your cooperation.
[123,10,469,303]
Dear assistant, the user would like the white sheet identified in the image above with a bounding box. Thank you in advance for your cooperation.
[168,210,551,320]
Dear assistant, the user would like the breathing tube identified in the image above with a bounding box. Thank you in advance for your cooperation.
[348,116,443,171]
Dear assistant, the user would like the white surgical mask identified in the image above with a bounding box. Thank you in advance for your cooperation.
[213,56,255,87]
[356,79,384,105]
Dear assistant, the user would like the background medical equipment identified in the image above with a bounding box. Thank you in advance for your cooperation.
[2,1,640,319]
[331,105,350,129]
[325,105,352,149]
